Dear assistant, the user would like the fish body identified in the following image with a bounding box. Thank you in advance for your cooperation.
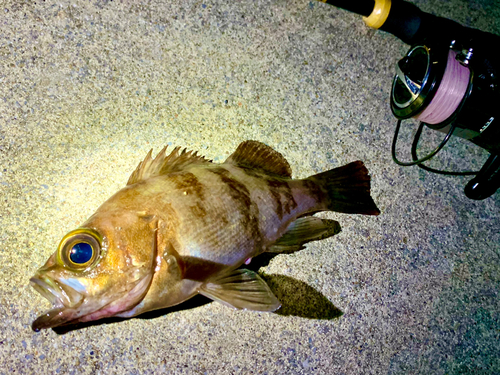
[30,141,379,330]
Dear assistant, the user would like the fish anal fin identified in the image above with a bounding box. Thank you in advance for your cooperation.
[225,140,292,178]
[127,146,212,185]
[268,217,341,253]
[199,269,281,312]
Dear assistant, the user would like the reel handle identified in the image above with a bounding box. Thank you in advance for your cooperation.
[464,154,500,200]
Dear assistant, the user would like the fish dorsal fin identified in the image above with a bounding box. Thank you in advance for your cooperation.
[127,145,212,185]
[225,140,292,178]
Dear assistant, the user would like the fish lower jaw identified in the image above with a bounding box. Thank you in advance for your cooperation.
[30,276,86,331]
[31,307,78,332]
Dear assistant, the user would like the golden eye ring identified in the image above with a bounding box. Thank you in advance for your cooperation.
[57,228,102,271]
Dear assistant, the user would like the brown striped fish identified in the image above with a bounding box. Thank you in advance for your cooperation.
[30,140,379,331]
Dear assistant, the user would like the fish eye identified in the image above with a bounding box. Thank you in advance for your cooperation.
[57,228,102,270]
[69,243,93,264]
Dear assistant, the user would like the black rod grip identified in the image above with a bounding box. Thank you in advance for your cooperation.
[378,0,426,44]
[378,1,468,45]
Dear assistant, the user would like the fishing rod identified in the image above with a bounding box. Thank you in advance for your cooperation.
[320,0,500,200]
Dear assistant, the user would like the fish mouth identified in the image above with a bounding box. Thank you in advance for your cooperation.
[30,276,84,331]
[30,273,153,331]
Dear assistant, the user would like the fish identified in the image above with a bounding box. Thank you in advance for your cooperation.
[30,140,379,331]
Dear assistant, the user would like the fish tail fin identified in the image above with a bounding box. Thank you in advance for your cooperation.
[307,161,380,215]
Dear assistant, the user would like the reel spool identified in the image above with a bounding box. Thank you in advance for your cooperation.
[390,42,500,200]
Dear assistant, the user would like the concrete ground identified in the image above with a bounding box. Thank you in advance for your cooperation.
[1,0,499,373]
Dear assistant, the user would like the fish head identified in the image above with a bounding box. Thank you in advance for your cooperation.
[30,210,159,331]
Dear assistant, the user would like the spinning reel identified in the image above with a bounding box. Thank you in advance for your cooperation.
[323,0,500,199]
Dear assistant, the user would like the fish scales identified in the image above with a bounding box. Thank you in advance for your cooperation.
[30,140,379,330]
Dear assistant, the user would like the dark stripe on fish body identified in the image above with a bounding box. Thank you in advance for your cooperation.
[209,167,252,209]
[208,167,261,244]
[267,179,297,220]
[302,179,327,205]
[266,180,283,220]
[169,172,208,221]
[170,172,205,200]
[282,182,298,215]
[189,202,207,221]
[234,167,297,218]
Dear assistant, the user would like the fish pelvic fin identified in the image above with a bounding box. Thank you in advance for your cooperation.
[127,145,212,185]
[225,140,292,178]
[268,217,341,253]
[308,161,380,216]
[199,269,281,312]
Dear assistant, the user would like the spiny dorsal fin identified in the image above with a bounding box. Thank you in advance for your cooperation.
[225,140,292,177]
[127,145,212,185]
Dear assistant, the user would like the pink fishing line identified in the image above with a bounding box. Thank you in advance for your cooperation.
[416,50,470,124]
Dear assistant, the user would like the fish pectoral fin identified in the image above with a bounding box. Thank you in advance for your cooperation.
[268,217,341,253]
[199,269,281,312]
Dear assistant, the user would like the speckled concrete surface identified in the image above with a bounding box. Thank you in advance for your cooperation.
[1,0,499,373]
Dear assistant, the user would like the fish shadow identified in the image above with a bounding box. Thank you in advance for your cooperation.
[262,274,343,320]
[53,255,342,334]
[246,253,343,319]
[52,294,211,334]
